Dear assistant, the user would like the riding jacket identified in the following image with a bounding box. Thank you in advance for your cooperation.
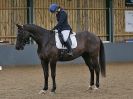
[53,9,72,33]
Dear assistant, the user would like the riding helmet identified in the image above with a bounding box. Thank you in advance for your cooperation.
[49,3,59,13]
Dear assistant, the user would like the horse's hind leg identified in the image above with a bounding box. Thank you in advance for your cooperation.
[82,53,94,89]
[91,56,100,89]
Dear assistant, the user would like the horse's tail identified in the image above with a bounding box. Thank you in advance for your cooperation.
[99,40,106,77]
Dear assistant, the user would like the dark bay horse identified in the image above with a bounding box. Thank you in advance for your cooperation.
[15,24,106,94]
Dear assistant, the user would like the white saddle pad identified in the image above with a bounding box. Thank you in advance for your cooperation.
[55,32,77,49]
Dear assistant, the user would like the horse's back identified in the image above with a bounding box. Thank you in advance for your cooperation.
[76,31,100,54]
[76,31,100,43]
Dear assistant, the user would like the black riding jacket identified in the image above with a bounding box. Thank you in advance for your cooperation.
[53,9,71,32]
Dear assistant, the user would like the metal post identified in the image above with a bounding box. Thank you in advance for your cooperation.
[27,0,33,43]
[106,0,110,41]
[106,0,113,42]
[27,0,33,24]
[109,0,114,42]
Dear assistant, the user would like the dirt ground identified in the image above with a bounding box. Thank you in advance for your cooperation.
[0,63,133,99]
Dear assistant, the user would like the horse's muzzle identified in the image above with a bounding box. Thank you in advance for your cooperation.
[15,46,24,50]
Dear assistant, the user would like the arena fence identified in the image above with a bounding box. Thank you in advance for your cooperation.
[0,0,133,44]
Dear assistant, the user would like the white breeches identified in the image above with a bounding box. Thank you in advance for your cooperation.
[61,30,70,42]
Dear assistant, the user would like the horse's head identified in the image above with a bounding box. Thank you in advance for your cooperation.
[15,24,30,50]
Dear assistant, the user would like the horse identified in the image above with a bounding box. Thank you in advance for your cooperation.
[15,24,106,94]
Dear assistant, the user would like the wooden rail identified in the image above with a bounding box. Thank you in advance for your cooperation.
[0,0,133,44]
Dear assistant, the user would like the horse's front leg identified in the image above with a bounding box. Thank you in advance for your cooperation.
[39,60,49,94]
[50,60,57,93]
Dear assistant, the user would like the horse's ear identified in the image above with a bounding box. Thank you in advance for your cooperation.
[16,24,23,29]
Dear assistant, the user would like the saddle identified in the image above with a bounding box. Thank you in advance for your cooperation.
[55,31,77,49]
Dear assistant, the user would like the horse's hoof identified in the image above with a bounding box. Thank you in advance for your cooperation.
[85,85,93,92]
[88,85,93,90]
[38,90,47,94]
[50,92,55,96]
[93,86,99,90]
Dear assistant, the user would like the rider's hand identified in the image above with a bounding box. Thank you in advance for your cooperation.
[52,29,58,33]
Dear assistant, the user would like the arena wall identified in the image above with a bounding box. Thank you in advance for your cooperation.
[1,0,133,44]
[0,43,133,66]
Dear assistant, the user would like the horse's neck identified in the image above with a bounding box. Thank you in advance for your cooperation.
[25,25,52,47]
[25,25,52,46]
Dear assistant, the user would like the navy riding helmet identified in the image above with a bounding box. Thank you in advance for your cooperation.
[49,3,59,13]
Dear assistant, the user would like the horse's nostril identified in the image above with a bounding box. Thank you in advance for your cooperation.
[15,47,19,50]
[15,46,20,50]
[20,47,24,50]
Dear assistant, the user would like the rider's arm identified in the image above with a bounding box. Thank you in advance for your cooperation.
[52,11,67,30]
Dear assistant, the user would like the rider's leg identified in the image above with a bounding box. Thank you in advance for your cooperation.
[65,40,73,56]
[61,30,73,56]
[61,30,70,41]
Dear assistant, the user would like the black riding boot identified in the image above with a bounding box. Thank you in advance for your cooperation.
[65,40,73,56]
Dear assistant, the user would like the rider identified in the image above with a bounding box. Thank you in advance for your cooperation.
[49,3,73,56]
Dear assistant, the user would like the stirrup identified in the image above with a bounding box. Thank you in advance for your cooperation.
[67,51,73,56]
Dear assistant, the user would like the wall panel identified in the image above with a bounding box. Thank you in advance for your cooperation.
[113,0,133,42]
[0,0,27,44]
[1,0,133,43]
